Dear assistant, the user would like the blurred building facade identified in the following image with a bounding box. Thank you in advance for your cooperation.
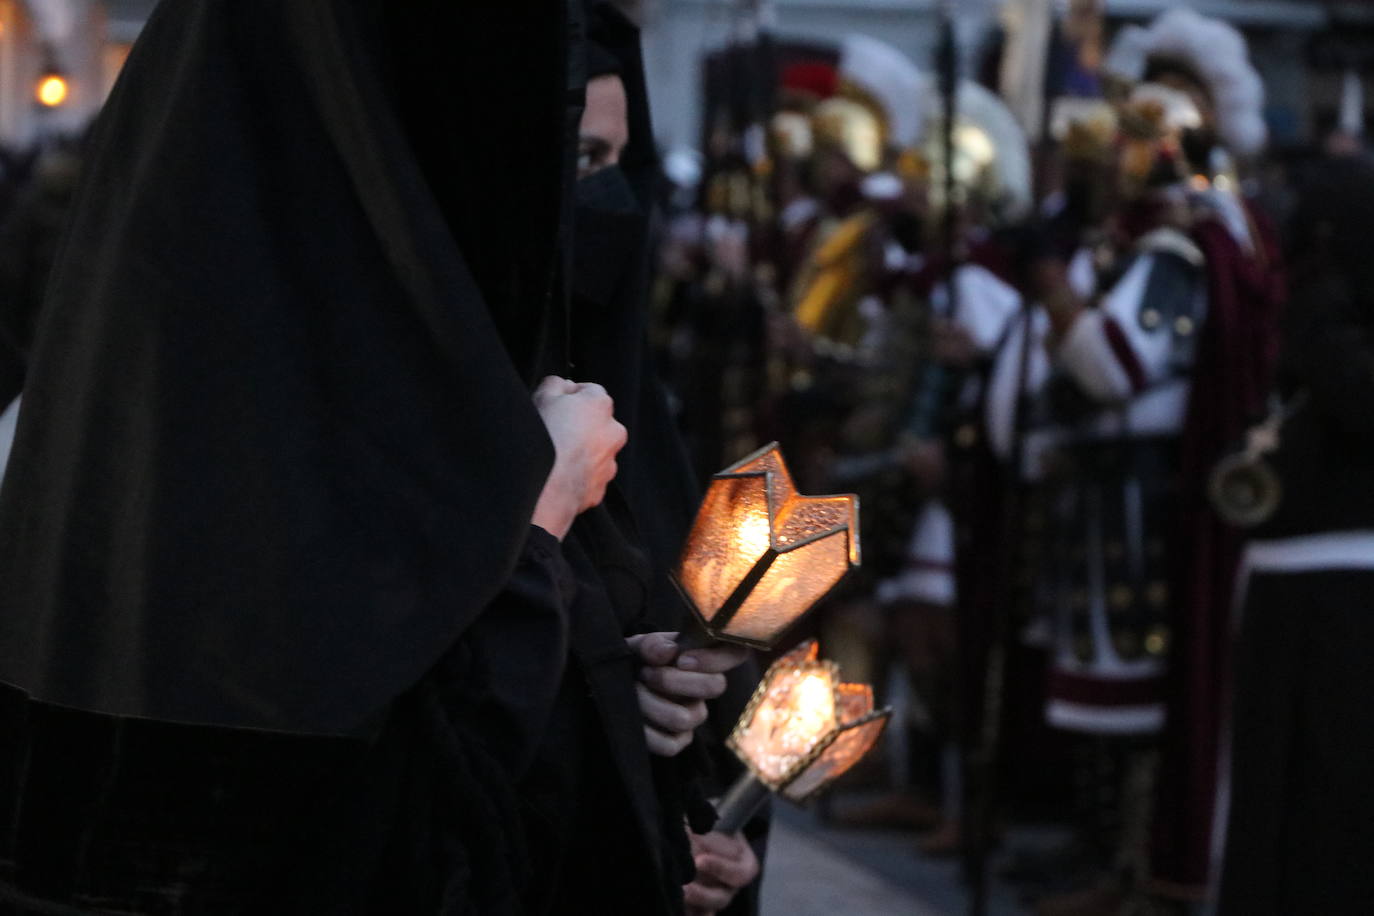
[0,0,151,147]
[0,0,1365,155]
[641,0,1374,153]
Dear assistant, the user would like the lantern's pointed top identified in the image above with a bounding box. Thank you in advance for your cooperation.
[675,443,861,649]
[714,442,860,562]
[719,441,789,478]
[720,442,799,511]
[776,639,821,669]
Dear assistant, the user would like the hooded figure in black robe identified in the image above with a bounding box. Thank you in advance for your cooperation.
[0,0,764,912]
[1217,154,1374,916]
[0,1,598,913]
[0,0,574,741]
[559,7,768,915]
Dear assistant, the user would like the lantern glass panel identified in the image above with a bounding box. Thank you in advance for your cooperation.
[781,714,889,803]
[834,682,874,718]
[726,530,851,643]
[732,663,839,785]
[676,474,773,625]
[774,494,860,563]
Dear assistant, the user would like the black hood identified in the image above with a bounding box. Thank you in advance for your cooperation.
[0,0,575,734]
[572,3,701,602]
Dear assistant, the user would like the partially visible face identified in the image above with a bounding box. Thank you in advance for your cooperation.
[810,145,864,208]
[1153,70,1216,134]
[579,74,629,179]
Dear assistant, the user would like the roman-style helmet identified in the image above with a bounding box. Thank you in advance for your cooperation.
[811,34,925,173]
[906,77,1034,225]
[1104,8,1266,159]
[770,61,839,161]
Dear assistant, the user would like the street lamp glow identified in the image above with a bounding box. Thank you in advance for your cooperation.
[37,75,69,108]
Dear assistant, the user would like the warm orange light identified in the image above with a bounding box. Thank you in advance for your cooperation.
[728,641,890,801]
[782,681,889,802]
[37,75,69,108]
[732,658,839,784]
[674,443,860,648]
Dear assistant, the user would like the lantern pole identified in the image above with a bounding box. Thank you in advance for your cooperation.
[714,772,770,834]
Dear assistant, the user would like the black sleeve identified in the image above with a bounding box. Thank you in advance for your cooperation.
[451,525,576,776]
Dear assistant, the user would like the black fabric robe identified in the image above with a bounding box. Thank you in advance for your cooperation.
[0,0,591,913]
[1217,156,1374,916]
[0,148,81,408]
[0,0,569,734]
[549,7,768,914]
[0,529,575,915]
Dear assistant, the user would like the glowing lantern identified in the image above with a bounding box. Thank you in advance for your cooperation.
[714,641,891,832]
[673,443,860,649]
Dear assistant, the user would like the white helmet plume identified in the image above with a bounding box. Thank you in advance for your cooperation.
[1106,8,1267,157]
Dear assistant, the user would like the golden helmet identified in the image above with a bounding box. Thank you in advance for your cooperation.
[904,80,1033,225]
[770,110,817,161]
[811,97,885,172]
[809,35,925,174]
[1115,82,1202,189]
[1051,99,1119,164]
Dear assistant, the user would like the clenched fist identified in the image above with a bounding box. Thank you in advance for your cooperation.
[531,377,628,540]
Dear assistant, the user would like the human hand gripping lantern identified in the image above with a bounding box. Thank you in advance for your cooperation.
[672,443,861,650]
[714,641,892,832]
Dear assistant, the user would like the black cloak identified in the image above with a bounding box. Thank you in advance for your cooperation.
[557,8,768,915]
[502,8,699,913]
[0,0,573,734]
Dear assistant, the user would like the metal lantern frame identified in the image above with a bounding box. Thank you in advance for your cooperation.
[727,663,889,802]
[714,641,891,833]
[672,442,861,650]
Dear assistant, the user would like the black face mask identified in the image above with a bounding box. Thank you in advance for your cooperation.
[572,165,643,306]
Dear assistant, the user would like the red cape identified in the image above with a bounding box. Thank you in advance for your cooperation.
[1150,201,1285,898]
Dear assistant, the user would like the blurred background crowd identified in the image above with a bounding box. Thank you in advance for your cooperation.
[626,2,1374,914]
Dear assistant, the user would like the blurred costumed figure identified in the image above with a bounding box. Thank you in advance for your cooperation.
[654,12,841,482]
[1217,145,1374,916]
[778,34,1038,854]
[985,11,1282,912]
[859,53,1035,858]
[774,35,940,707]
[1104,11,1285,907]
